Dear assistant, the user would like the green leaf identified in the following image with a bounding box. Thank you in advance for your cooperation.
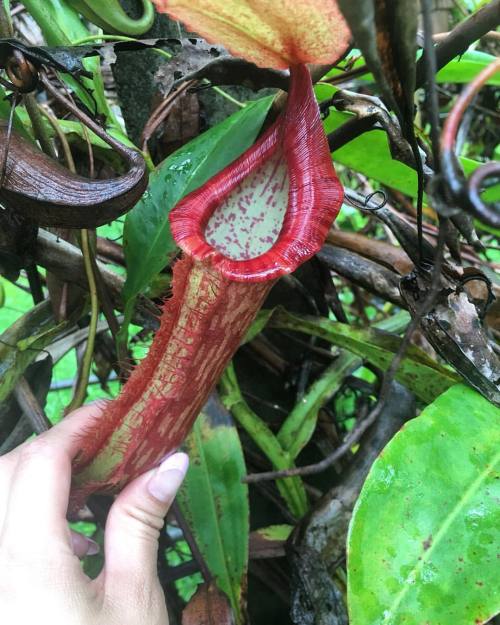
[326,108,499,203]
[254,524,293,542]
[348,384,500,625]
[436,50,500,85]
[220,363,309,519]
[22,0,119,126]
[278,354,360,458]
[177,395,249,625]
[269,308,460,403]
[0,88,32,140]
[242,309,275,345]
[325,49,500,85]
[0,301,70,403]
[321,86,500,204]
[122,96,273,309]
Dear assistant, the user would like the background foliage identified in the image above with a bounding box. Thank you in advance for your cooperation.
[0,1,498,624]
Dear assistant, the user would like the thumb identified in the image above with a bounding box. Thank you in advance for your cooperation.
[102,453,189,589]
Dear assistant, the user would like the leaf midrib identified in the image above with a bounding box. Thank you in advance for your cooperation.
[193,423,242,619]
[382,448,500,622]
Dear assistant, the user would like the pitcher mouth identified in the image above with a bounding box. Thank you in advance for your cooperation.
[169,64,343,283]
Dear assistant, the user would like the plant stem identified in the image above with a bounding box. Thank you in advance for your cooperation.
[65,228,100,414]
[44,117,101,414]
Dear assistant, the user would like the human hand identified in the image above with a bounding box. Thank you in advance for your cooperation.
[0,402,189,625]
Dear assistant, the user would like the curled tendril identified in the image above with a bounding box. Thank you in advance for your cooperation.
[345,189,387,212]
[440,58,500,228]
[5,49,38,93]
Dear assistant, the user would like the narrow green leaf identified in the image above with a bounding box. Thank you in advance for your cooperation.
[348,384,500,625]
[0,301,70,403]
[276,312,411,459]
[242,309,275,345]
[278,354,359,459]
[220,364,309,519]
[22,0,118,125]
[269,308,460,403]
[122,96,274,308]
[177,395,249,625]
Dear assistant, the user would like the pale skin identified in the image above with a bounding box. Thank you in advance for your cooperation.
[0,402,189,625]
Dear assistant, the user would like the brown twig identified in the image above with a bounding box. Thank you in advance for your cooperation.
[171,501,211,583]
[13,376,51,434]
[416,0,500,88]
[321,64,369,85]
[141,80,196,152]
[329,2,500,154]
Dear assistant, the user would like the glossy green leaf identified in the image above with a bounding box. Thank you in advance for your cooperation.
[323,103,499,203]
[177,395,249,625]
[122,96,273,311]
[436,50,500,85]
[269,308,460,403]
[348,384,500,625]
[325,49,500,85]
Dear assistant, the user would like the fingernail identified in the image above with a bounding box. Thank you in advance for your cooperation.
[70,531,100,557]
[85,538,100,556]
[147,452,189,503]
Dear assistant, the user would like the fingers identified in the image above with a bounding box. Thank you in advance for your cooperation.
[0,402,107,554]
[102,453,188,596]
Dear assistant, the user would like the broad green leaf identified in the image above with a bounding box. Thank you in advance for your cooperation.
[323,104,499,203]
[436,50,500,85]
[122,96,273,309]
[177,396,249,625]
[153,0,350,69]
[269,308,460,403]
[348,384,500,625]
[325,49,500,85]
